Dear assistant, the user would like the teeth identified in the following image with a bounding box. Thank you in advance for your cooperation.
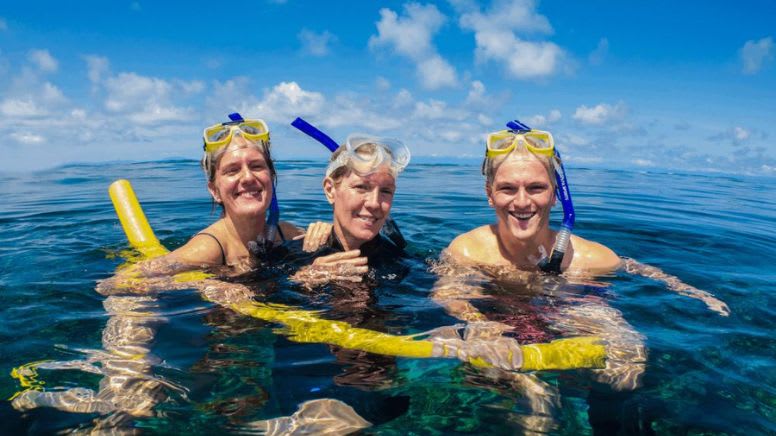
[511,211,535,220]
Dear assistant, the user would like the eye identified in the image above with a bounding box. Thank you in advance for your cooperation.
[353,183,369,192]
[221,165,239,176]
[527,183,549,193]
[250,162,267,171]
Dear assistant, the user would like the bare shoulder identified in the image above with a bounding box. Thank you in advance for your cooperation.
[567,234,622,274]
[170,223,226,266]
[446,225,499,265]
[278,221,303,239]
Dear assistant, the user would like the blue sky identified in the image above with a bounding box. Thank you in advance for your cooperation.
[1,0,774,174]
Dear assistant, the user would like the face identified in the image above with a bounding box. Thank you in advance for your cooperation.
[324,167,396,250]
[487,154,555,243]
[208,143,273,219]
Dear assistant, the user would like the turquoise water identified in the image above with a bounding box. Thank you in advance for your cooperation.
[1,160,774,434]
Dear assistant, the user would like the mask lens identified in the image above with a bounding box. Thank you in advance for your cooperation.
[206,126,231,143]
[490,135,516,151]
[240,121,267,136]
[525,132,551,149]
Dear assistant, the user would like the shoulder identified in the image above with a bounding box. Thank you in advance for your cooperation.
[169,223,226,266]
[446,225,499,265]
[567,234,621,275]
[278,221,303,240]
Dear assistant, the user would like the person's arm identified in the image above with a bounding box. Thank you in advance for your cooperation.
[622,258,730,316]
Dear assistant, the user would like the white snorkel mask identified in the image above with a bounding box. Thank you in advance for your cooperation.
[325,134,411,178]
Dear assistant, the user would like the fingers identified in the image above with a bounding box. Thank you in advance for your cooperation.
[302,221,333,252]
[313,250,364,265]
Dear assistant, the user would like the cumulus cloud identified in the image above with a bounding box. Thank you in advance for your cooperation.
[88,66,198,124]
[573,102,626,125]
[527,109,561,127]
[369,3,457,89]
[298,29,336,57]
[740,36,774,74]
[28,49,58,73]
[252,81,326,122]
[458,0,568,79]
[589,38,609,65]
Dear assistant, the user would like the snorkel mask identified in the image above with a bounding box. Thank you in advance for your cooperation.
[291,117,410,249]
[202,113,280,257]
[485,120,576,274]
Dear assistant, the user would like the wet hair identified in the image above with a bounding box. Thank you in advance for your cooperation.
[200,135,276,212]
[327,142,395,184]
[482,145,557,191]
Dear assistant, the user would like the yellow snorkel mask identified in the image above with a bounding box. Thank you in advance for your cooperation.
[202,116,270,153]
[486,128,555,159]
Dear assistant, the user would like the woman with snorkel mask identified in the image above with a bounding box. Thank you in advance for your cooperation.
[100,114,331,287]
[291,134,411,287]
[433,121,730,392]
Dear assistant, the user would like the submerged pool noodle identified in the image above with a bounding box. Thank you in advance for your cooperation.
[108,179,604,370]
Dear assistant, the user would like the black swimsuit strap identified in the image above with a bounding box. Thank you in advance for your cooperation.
[195,232,226,266]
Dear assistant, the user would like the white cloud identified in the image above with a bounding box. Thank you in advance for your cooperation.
[589,38,609,65]
[573,102,626,125]
[102,72,194,124]
[369,3,457,89]
[10,132,45,144]
[298,29,336,57]
[740,36,774,74]
[376,76,391,90]
[734,126,750,141]
[83,55,110,84]
[0,98,47,117]
[459,0,567,79]
[28,49,58,73]
[527,109,561,127]
[417,55,457,89]
[253,81,326,122]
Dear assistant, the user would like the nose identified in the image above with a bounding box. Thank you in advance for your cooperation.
[239,164,258,181]
[513,188,530,208]
[364,188,380,210]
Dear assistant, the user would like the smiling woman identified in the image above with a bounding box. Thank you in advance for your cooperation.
[99,114,325,286]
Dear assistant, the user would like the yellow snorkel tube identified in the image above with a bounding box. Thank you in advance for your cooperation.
[107,179,604,369]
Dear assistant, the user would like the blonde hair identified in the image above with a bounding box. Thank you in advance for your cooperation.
[482,146,557,190]
[327,142,394,184]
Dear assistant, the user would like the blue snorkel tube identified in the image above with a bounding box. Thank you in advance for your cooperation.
[221,113,280,256]
[291,117,408,249]
[506,120,575,274]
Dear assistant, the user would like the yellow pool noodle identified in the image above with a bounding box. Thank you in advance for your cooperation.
[108,179,605,369]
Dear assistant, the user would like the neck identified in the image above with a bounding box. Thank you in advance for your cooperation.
[223,211,266,248]
[496,223,555,269]
[332,221,364,251]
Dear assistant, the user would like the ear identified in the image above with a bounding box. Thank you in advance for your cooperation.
[322,177,336,205]
[207,181,222,204]
[485,183,494,207]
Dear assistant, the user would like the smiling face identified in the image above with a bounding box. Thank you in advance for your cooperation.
[487,153,556,243]
[208,141,273,220]
[324,166,396,250]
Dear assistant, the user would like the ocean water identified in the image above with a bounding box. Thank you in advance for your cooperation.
[0,159,774,434]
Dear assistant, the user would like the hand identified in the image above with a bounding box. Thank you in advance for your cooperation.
[294,221,333,252]
[291,250,369,287]
[702,295,730,317]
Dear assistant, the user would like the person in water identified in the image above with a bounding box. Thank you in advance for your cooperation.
[290,134,410,287]
[102,114,329,287]
[433,122,729,391]
[440,122,729,312]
